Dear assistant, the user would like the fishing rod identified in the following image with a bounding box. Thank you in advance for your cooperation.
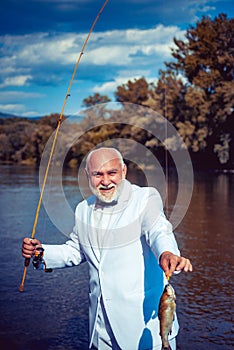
[19,0,109,292]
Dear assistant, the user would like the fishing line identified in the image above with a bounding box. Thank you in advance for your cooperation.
[164,87,169,219]
[19,0,109,292]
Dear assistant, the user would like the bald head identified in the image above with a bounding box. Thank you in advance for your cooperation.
[85,147,127,203]
[85,147,125,174]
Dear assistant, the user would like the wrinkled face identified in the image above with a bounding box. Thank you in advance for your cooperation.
[86,150,127,203]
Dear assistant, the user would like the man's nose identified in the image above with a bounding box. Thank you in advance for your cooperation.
[101,174,110,186]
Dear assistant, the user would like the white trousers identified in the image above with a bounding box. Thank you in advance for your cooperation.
[91,297,176,350]
[91,337,176,350]
[91,298,121,349]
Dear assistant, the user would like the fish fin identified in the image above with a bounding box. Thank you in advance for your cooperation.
[161,341,172,350]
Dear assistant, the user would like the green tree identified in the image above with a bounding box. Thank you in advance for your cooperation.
[0,120,37,164]
[82,93,111,107]
[115,77,154,105]
[165,13,234,167]
[39,113,66,129]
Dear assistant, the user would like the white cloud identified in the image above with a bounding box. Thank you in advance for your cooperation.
[0,103,25,112]
[124,25,183,44]
[0,24,184,71]
[93,70,158,95]
[93,79,126,94]
[0,102,42,117]
[0,75,32,88]
[0,24,184,112]
[18,34,79,65]
[21,111,41,117]
[83,25,184,66]
[0,90,44,102]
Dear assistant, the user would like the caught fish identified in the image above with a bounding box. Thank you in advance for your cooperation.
[158,283,176,350]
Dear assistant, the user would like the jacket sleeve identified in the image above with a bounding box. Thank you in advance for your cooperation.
[142,187,180,260]
[42,227,86,269]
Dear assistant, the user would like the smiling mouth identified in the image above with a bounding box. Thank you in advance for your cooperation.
[100,186,115,192]
[95,184,119,203]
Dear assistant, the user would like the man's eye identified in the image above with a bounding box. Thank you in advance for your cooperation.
[92,173,101,177]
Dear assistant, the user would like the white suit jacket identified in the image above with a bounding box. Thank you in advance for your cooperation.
[43,180,180,349]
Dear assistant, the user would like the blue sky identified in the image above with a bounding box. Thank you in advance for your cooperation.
[0,0,233,117]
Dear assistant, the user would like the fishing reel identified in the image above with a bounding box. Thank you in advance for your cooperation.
[32,247,52,272]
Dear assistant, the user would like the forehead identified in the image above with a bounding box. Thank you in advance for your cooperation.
[88,151,122,172]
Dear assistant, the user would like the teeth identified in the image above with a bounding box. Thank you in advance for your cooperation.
[101,186,114,190]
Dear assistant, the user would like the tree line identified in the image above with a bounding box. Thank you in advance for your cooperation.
[0,14,233,170]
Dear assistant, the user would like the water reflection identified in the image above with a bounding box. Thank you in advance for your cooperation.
[0,166,233,350]
[174,172,234,349]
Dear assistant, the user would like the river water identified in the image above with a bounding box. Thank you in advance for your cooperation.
[0,165,233,350]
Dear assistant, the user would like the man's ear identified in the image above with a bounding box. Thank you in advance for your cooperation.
[123,164,127,178]
[85,168,89,180]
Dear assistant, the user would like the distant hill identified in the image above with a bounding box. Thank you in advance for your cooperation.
[0,111,41,120]
[0,111,22,119]
[0,111,85,122]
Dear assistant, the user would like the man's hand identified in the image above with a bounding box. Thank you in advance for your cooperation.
[22,237,42,259]
[160,251,193,278]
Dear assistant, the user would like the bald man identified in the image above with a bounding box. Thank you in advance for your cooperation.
[22,147,192,350]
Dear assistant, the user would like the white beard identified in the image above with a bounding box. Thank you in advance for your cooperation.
[89,181,123,204]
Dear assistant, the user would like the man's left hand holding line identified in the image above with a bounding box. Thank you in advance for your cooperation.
[160,251,193,278]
